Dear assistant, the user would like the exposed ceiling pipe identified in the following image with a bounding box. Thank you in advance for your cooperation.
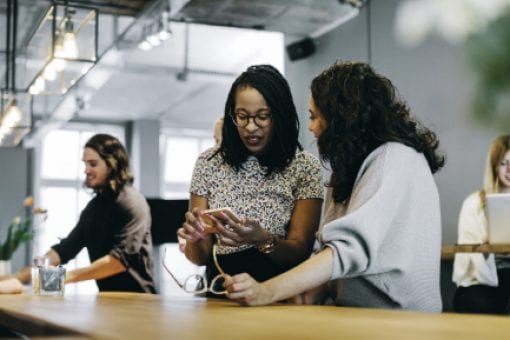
[176,22,189,81]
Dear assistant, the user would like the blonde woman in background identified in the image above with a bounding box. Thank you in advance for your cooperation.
[453,135,510,314]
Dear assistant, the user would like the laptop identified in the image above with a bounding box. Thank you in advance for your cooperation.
[486,193,510,244]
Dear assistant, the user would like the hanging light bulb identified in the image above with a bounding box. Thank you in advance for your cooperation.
[62,19,79,58]
[3,99,22,128]
[54,13,79,60]
[53,31,67,71]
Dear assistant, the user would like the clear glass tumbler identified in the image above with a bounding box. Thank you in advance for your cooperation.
[32,256,50,295]
[38,265,66,296]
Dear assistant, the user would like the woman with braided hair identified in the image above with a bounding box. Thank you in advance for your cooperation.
[177,65,323,295]
[224,61,445,312]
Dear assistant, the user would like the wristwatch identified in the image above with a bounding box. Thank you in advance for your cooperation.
[257,234,278,254]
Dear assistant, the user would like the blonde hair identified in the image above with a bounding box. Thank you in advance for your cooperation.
[480,135,510,208]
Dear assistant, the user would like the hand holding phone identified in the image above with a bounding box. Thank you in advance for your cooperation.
[200,207,240,233]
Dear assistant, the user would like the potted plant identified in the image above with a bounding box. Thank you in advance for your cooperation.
[0,196,47,275]
[465,9,510,130]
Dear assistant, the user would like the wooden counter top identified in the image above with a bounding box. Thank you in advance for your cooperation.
[441,244,510,260]
[1,292,510,339]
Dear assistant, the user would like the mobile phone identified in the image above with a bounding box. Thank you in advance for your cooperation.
[200,207,240,233]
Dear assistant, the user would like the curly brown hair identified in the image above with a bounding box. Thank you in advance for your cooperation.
[311,61,445,202]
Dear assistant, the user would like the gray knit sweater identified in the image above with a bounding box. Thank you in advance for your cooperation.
[317,142,442,312]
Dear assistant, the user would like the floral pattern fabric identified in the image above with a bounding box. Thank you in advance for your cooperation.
[190,147,324,254]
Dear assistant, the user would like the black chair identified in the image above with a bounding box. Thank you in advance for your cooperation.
[146,198,189,245]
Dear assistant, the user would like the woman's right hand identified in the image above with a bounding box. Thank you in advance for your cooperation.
[177,207,209,243]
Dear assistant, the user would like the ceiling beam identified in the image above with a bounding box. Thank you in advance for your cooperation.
[12,0,155,17]
[65,0,155,16]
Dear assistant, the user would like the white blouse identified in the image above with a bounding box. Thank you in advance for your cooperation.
[452,191,498,287]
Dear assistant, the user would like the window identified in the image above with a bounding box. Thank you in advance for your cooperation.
[36,123,125,294]
[161,128,214,199]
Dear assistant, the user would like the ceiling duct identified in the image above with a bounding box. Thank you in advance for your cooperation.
[170,0,362,36]
[169,0,365,61]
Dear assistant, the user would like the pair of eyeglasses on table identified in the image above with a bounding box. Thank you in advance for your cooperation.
[162,243,227,295]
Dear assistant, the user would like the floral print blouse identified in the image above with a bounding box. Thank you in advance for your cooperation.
[190,147,324,254]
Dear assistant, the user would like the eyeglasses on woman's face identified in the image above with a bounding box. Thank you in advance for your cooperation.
[232,112,272,128]
[162,244,227,295]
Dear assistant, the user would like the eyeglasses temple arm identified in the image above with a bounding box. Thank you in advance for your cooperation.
[161,248,186,289]
[212,244,226,276]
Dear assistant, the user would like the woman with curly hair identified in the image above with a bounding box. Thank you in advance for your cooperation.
[224,61,445,312]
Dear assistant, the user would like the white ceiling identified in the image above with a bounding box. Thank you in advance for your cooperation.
[75,22,285,130]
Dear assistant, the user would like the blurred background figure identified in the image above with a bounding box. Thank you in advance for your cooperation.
[214,116,224,146]
[453,135,510,314]
[0,134,155,294]
[177,116,224,254]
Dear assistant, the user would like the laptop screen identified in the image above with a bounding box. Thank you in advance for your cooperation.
[486,193,510,244]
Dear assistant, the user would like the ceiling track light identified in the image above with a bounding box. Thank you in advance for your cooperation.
[138,26,154,51]
[138,4,172,51]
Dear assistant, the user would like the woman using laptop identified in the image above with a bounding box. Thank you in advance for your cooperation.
[453,134,510,314]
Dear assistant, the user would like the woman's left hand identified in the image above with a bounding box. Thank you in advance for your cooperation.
[0,278,23,294]
[224,273,273,306]
[206,213,270,247]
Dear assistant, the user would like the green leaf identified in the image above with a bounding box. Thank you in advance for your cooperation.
[0,215,34,260]
[466,9,510,130]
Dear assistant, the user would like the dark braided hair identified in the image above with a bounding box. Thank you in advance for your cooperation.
[216,64,302,176]
[85,133,134,193]
[311,61,445,203]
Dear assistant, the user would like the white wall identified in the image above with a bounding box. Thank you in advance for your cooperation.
[0,148,31,270]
